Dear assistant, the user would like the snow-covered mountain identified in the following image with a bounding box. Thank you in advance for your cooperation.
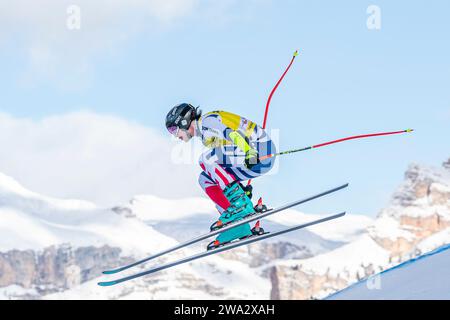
[0,171,358,299]
[269,159,450,299]
[0,172,176,255]
[1,156,449,300]
[111,194,365,267]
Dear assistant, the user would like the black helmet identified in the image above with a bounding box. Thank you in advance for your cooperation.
[165,103,201,134]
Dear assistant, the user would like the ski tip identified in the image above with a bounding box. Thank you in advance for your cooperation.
[97,280,118,287]
[338,183,349,189]
[102,269,121,275]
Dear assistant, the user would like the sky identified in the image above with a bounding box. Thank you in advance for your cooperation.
[0,0,449,217]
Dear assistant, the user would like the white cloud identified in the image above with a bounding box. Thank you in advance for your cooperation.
[0,111,206,206]
[0,0,200,88]
[0,0,271,88]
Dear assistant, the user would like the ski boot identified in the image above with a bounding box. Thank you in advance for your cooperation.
[209,181,256,232]
[207,181,266,250]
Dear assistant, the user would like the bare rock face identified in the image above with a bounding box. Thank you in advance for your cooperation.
[269,265,348,300]
[372,162,450,254]
[0,245,127,298]
[0,250,36,288]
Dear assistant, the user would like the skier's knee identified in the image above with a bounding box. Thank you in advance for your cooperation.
[198,172,215,191]
[198,155,208,172]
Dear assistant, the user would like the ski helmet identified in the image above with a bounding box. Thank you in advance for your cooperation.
[165,103,200,135]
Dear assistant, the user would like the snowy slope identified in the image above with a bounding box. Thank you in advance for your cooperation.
[118,194,217,222]
[0,172,274,299]
[110,189,373,262]
[0,172,176,255]
[118,192,372,245]
[44,253,272,300]
[327,243,450,299]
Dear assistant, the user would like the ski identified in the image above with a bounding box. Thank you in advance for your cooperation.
[102,183,348,275]
[98,211,346,286]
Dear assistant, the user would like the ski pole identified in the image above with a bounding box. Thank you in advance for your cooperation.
[248,50,299,185]
[259,129,414,161]
[262,50,299,129]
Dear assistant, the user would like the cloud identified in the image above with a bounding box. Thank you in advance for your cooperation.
[0,111,206,206]
[0,0,272,89]
[0,0,200,88]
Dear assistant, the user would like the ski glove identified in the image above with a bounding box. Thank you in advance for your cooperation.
[244,148,260,170]
[228,131,259,170]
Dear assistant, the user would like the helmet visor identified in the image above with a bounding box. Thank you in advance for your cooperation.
[167,126,179,136]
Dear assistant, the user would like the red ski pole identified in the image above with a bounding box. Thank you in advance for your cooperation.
[259,129,414,161]
[248,50,299,186]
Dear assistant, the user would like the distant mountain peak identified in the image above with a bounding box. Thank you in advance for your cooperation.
[370,157,450,257]
[388,161,450,209]
[443,158,450,171]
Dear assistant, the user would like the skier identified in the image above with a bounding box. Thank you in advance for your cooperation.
[165,103,277,250]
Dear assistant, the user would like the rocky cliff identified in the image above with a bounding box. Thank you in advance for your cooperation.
[0,245,128,298]
[269,158,450,299]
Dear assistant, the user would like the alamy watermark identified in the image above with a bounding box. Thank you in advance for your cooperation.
[367,5,381,30]
[67,5,81,30]
[169,128,281,176]
[366,274,382,290]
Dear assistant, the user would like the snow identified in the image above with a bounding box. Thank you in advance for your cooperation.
[115,192,370,260]
[0,170,379,300]
[0,173,176,255]
[406,162,450,186]
[388,162,450,213]
[415,229,450,254]
[0,285,38,300]
[368,215,415,241]
[123,194,217,222]
[265,209,373,243]
[0,172,96,211]
[0,171,273,300]
[188,257,271,299]
[44,253,271,300]
[119,191,372,244]
[376,164,450,221]
[327,243,450,299]
[280,234,391,280]
[430,182,450,194]
[4,162,448,300]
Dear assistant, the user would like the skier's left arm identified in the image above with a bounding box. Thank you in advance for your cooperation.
[229,131,259,169]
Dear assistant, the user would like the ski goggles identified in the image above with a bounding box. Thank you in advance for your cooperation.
[167,126,179,136]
